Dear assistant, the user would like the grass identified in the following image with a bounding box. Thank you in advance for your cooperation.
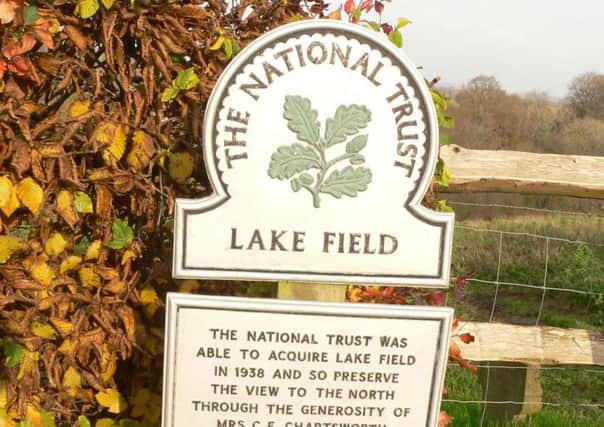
[443,198,604,425]
[450,213,604,329]
[443,365,604,426]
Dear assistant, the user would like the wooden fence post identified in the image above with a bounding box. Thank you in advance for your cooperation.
[277,282,346,303]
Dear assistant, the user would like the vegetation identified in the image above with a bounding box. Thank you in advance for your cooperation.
[443,364,603,427]
[567,72,604,119]
[445,74,604,156]
[437,71,604,425]
[450,213,604,329]
[1,1,440,425]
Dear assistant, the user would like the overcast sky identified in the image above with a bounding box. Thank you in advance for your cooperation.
[383,0,604,98]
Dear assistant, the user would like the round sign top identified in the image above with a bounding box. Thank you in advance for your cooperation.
[205,19,438,207]
[174,20,454,287]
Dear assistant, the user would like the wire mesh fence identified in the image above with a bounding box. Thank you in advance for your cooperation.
[440,198,604,426]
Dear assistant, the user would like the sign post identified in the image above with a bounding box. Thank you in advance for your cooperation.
[166,20,455,427]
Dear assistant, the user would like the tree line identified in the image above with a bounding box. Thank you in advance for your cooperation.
[445,73,604,156]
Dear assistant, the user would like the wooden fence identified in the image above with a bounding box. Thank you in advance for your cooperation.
[278,145,604,420]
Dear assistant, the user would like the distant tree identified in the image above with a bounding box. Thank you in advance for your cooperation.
[566,72,604,118]
[466,75,503,94]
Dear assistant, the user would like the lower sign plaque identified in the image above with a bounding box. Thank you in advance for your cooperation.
[162,294,453,427]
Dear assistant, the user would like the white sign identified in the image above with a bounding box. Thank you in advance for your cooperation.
[162,294,453,427]
[173,20,454,287]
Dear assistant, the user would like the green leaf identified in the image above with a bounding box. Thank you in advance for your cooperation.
[77,416,91,427]
[106,219,133,250]
[173,68,199,90]
[431,90,448,110]
[10,224,31,240]
[232,40,241,55]
[366,21,380,32]
[223,38,233,60]
[388,30,403,48]
[41,411,56,427]
[435,166,451,187]
[439,114,454,129]
[283,96,320,145]
[345,134,368,154]
[324,105,371,147]
[3,339,23,368]
[73,236,90,254]
[170,54,184,64]
[161,86,180,102]
[396,17,412,29]
[439,133,452,146]
[74,191,93,213]
[268,144,321,180]
[435,199,453,212]
[434,158,450,187]
[75,0,100,19]
[23,6,39,25]
[320,166,372,198]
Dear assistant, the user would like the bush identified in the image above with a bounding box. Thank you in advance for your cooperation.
[0,1,303,424]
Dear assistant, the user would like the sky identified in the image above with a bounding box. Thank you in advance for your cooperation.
[383,0,604,98]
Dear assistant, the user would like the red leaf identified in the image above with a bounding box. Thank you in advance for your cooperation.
[361,288,380,298]
[344,0,355,14]
[382,286,394,298]
[3,34,37,59]
[439,411,452,427]
[32,19,55,50]
[448,341,462,362]
[8,56,39,83]
[359,0,373,11]
[374,1,384,13]
[394,296,406,304]
[8,56,30,73]
[426,291,445,306]
[459,333,475,344]
[381,23,393,35]
[460,359,478,374]
[0,60,6,79]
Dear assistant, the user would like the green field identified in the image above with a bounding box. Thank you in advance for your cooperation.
[450,209,604,329]
[443,364,604,426]
[444,198,604,425]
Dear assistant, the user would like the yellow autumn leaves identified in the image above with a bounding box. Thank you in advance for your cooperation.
[0,176,43,217]
[0,176,98,225]
[0,236,26,263]
[63,97,193,180]
[95,388,127,414]
[75,0,114,19]
[95,123,157,171]
[0,175,19,217]
[97,123,128,165]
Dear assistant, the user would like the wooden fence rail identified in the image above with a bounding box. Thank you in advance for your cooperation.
[278,145,604,419]
[438,144,604,200]
[453,321,604,366]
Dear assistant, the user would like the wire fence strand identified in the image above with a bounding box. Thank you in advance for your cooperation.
[448,209,603,425]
